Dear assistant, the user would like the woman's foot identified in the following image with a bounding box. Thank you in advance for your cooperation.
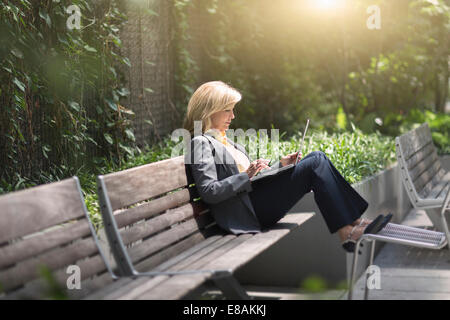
[340,214,393,253]
[339,224,366,253]
[352,218,372,228]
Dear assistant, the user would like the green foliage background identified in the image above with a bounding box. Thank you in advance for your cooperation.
[0,0,448,194]
[173,0,449,144]
[0,0,134,192]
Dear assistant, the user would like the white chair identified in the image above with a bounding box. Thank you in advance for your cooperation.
[347,221,448,300]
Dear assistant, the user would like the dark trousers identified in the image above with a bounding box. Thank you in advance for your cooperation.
[249,151,368,234]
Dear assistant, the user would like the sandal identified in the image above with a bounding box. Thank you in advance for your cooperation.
[353,218,371,228]
[366,213,393,235]
[341,214,385,253]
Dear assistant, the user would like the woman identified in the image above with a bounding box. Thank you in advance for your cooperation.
[184,81,391,253]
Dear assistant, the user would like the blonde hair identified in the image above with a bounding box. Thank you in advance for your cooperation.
[183,81,242,134]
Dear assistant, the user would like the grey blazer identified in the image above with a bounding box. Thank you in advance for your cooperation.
[185,133,281,235]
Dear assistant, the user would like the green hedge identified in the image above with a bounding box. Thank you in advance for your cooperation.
[81,127,396,230]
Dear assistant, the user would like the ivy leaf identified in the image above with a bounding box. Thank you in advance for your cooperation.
[105,98,118,111]
[68,101,80,112]
[11,48,23,59]
[119,105,134,115]
[125,129,135,142]
[121,57,131,67]
[13,78,25,92]
[117,87,130,97]
[84,45,97,53]
[109,67,117,77]
[42,145,51,159]
[104,133,114,145]
[39,9,51,27]
[119,143,134,156]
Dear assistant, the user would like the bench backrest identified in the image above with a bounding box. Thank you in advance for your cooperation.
[396,123,446,204]
[0,177,112,299]
[97,156,220,276]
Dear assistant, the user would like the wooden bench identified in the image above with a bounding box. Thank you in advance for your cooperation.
[396,122,450,244]
[89,155,314,299]
[0,177,115,299]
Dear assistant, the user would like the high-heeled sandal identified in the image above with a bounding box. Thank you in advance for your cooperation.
[341,221,369,254]
[354,218,371,228]
[342,214,392,253]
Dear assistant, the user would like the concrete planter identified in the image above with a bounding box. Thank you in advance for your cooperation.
[235,161,414,288]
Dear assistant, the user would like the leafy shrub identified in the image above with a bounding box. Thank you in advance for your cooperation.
[384,109,450,154]
[261,125,396,184]
[0,0,133,193]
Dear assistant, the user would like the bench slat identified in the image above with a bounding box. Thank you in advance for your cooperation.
[136,213,314,300]
[67,271,114,300]
[409,150,440,182]
[405,143,435,170]
[0,178,86,244]
[106,276,173,300]
[427,181,449,200]
[101,237,237,300]
[399,123,434,160]
[88,213,314,300]
[101,156,187,211]
[419,171,450,199]
[134,230,224,273]
[170,235,253,273]
[114,188,191,229]
[0,219,91,269]
[108,235,254,300]
[0,237,99,292]
[201,213,314,272]
[135,274,209,300]
[127,214,215,265]
[158,235,243,272]
[83,277,133,300]
[416,167,446,198]
[6,254,110,299]
[119,203,207,246]
[413,159,442,192]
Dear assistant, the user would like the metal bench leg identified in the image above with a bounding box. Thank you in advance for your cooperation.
[364,240,376,300]
[348,239,364,300]
[441,190,450,250]
[211,271,251,300]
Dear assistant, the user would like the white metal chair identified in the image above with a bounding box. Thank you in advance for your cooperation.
[347,222,448,300]
[396,123,450,245]
[347,124,449,300]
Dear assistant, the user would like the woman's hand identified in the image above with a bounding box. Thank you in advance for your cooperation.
[280,152,302,167]
[246,159,270,179]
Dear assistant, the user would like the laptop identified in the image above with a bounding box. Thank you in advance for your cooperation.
[251,119,310,182]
